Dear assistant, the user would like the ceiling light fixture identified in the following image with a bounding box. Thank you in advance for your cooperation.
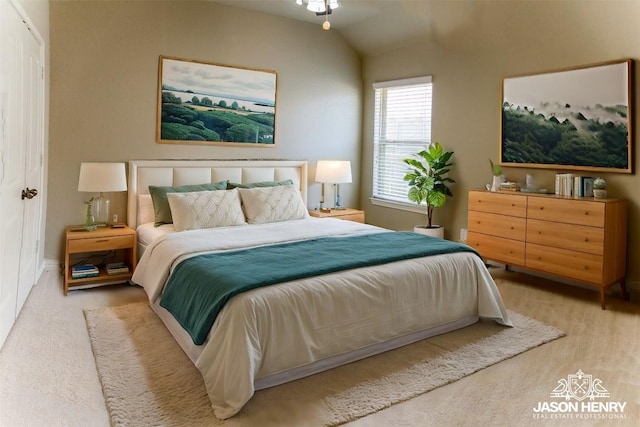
[296,0,340,31]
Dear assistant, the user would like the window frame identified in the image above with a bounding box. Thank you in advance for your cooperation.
[370,76,433,213]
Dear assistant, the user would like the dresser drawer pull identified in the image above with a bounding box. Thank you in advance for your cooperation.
[585,211,589,215]
[510,226,514,230]
[585,238,589,242]
[538,231,542,234]
[539,206,544,210]
[95,239,109,243]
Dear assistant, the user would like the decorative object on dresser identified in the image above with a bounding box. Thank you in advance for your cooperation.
[467,190,628,309]
[489,158,504,192]
[315,160,352,210]
[592,177,607,198]
[63,225,137,295]
[308,208,364,223]
[403,142,455,238]
[77,162,128,229]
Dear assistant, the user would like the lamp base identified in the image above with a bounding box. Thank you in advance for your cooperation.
[93,192,111,226]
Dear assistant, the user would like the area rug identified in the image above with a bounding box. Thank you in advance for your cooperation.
[84,303,564,427]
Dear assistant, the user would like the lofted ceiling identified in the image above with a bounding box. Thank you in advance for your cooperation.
[213,0,479,56]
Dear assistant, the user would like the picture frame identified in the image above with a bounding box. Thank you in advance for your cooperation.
[157,55,277,146]
[582,177,594,198]
[500,59,633,173]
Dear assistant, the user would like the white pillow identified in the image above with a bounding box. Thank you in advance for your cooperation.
[238,184,308,224]
[167,189,247,232]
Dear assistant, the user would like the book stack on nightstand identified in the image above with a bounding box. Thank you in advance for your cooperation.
[71,264,99,279]
[106,262,130,276]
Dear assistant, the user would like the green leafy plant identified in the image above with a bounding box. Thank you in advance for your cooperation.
[593,177,606,189]
[403,142,455,228]
[489,158,502,176]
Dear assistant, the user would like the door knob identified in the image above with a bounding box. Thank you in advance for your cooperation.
[21,188,38,200]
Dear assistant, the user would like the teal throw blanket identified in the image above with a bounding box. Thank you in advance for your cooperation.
[160,231,479,345]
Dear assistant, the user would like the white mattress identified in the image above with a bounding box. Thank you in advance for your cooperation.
[136,222,174,256]
[132,218,511,419]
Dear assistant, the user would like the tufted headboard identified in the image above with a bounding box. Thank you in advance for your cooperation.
[127,159,308,229]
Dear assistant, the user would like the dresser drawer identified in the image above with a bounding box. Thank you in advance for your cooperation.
[525,243,602,284]
[527,219,604,255]
[68,235,135,253]
[468,191,526,217]
[468,211,526,241]
[467,231,525,265]
[527,197,604,227]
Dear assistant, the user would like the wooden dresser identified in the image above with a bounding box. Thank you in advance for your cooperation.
[467,190,628,309]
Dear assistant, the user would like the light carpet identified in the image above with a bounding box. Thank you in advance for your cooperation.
[84,302,564,427]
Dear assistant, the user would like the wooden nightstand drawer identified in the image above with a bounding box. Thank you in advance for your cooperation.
[308,208,365,223]
[68,235,135,253]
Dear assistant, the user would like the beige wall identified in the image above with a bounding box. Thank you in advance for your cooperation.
[361,1,640,283]
[47,1,362,261]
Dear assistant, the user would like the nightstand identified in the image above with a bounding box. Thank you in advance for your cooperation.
[308,208,365,223]
[63,225,137,295]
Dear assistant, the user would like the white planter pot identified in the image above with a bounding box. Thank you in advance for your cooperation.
[490,175,504,192]
[413,225,445,239]
[593,189,607,199]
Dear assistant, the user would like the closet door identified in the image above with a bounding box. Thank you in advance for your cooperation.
[0,0,44,346]
[16,12,43,312]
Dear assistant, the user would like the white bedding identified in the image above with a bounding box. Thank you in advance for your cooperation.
[136,222,174,256]
[132,218,511,419]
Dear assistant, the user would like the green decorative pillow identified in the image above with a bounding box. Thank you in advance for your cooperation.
[149,181,228,226]
[226,179,294,189]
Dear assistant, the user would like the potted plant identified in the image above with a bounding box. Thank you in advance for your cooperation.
[403,142,455,238]
[593,177,607,198]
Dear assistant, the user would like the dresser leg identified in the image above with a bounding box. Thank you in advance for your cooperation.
[600,288,607,310]
[620,278,630,301]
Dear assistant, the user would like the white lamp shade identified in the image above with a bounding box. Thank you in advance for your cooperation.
[315,160,352,184]
[78,162,127,192]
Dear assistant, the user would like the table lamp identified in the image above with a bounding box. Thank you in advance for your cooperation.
[78,162,127,230]
[315,160,352,210]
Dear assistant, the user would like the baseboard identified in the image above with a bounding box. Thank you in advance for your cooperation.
[44,258,62,273]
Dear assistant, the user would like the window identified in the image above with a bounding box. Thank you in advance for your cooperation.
[372,76,432,208]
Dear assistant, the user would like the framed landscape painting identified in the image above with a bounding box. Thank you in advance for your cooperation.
[157,55,277,146]
[500,59,633,173]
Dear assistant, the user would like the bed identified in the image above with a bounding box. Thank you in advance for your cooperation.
[127,159,512,419]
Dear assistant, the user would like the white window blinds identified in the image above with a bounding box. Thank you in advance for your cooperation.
[372,76,432,204]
